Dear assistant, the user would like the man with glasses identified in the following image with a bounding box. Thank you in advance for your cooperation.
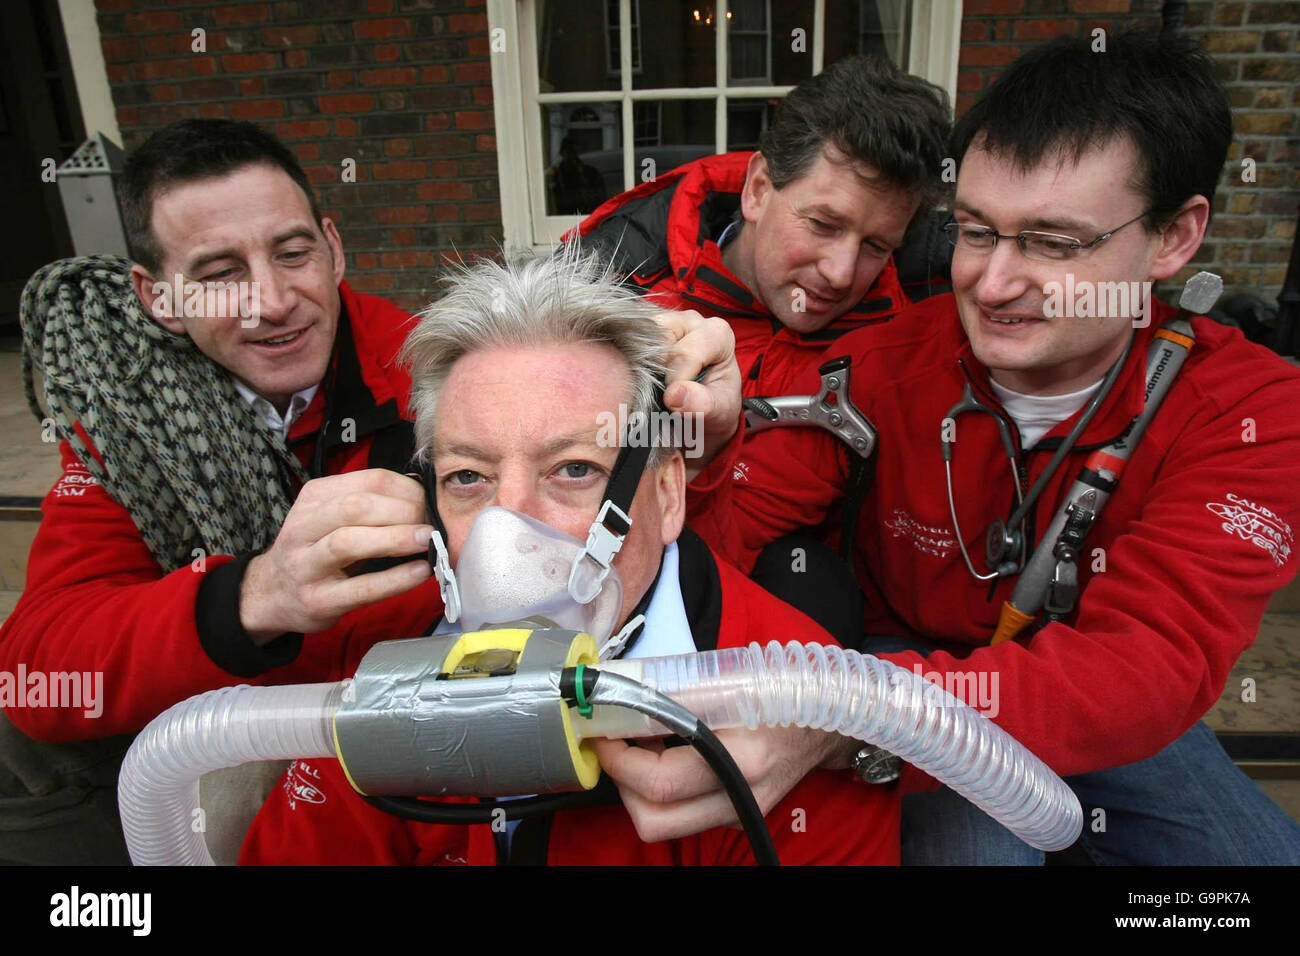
[597,31,1300,864]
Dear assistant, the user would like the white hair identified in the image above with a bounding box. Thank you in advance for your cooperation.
[400,246,674,465]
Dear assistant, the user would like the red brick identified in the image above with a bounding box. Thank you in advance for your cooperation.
[304,165,338,186]
[213,4,270,25]
[433,205,460,222]
[464,203,500,222]
[199,102,226,118]
[417,181,474,200]
[327,70,356,90]
[385,140,412,156]
[355,253,379,269]
[473,86,493,105]
[453,61,490,83]
[143,34,171,56]
[231,99,286,119]
[374,43,401,62]
[391,229,418,246]
[454,110,492,130]
[348,274,395,292]
[1068,0,1130,11]
[957,71,983,92]
[277,119,331,139]
[361,67,417,86]
[376,206,430,223]
[425,113,452,131]
[354,18,413,40]
[430,160,458,177]
[373,161,429,180]
[96,0,131,10]
[960,45,1020,67]
[1012,19,1075,40]
[116,106,139,126]
[239,77,264,96]
[368,0,394,11]
[193,57,219,76]
[475,134,495,151]
[320,93,375,113]
[135,59,191,80]
[448,13,487,32]
[222,53,278,72]
[467,35,490,56]
[100,36,138,61]
[961,21,990,42]
[380,251,438,268]
[295,143,321,162]
[334,118,359,136]
[962,0,1025,12]
[422,65,450,84]
[152,84,179,102]
[285,50,309,68]
[106,63,130,83]
[125,11,181,32]
[261,25,318,46]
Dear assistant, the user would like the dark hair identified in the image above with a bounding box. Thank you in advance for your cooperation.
[119,119,322,273]
[759,54,952,214]
[950,31,1232,230]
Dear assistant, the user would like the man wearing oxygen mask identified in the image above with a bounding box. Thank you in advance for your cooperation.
[239,251,901,865]
[607,31,1300,864]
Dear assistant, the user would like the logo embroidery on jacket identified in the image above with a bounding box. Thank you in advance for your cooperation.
[1206,493,1293,568]
[283,760,327,810]
[733,460,751,483]
[52,462,99,498]
[884,509,956,559]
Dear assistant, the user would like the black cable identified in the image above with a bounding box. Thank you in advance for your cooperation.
[562,666,780,866]
[362,785,616,824]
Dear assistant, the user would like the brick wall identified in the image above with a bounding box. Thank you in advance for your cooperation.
[94,0,500,314]
[1181,1,1299,299]
[955,0,1298,304]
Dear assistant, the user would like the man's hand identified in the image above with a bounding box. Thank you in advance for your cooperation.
[240,469,433,643]
[653,309,742,479]
[590,724,845,843]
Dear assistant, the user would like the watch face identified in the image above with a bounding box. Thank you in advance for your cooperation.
[854,746,902,784]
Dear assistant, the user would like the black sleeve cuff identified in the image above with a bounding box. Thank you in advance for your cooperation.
[196,551,304,677]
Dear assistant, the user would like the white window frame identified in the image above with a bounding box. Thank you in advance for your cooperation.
[488,0,961,252]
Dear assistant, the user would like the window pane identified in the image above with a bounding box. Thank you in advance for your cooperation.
[768,0,816,86]
[633,100,716,183]
[824,0,912,68]
[536,0,620,92]
[541,103,621,215]
[726,99,779,151]
[632,1,718,90]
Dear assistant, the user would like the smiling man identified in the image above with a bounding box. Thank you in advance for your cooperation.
[615,31,1300,865]
[2,120,436,864]
[575,54,950,396]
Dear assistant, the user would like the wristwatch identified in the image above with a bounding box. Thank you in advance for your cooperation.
[851,745,902,784]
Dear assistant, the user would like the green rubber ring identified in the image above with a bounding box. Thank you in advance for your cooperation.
[574,663,593,719]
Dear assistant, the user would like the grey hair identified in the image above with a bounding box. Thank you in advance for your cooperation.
[401,246,674,466]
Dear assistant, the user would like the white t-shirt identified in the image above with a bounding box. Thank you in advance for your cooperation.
[989,377,1103,450]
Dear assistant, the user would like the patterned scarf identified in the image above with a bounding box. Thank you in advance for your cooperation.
[20,255,310,572]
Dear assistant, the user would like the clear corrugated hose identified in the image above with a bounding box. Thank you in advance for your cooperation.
[120,642,1081,863]
[583,642,1082,852]
[118,682,343,866]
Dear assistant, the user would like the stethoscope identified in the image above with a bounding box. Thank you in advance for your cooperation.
[941,332,1135,583]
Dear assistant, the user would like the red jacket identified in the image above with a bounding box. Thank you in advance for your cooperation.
[240,532,901,865]
[687,294,1300,779]
[573,152,910,396]
[0,282,440,742]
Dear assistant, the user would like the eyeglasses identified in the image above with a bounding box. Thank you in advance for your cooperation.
[942,211,1151,263]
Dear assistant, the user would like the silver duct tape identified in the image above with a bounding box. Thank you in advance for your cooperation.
[333,630,588,796]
